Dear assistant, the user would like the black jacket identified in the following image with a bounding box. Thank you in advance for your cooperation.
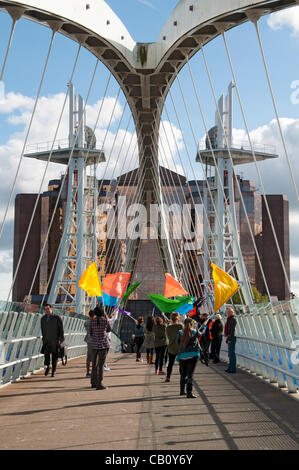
[41,314,64,354]
[211,319,223,339]
[226,316,237,341]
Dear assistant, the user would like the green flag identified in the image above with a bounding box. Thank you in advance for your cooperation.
[147,294,193,314]
[122,281,142,303]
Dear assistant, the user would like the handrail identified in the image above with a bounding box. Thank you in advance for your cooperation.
[0,307,122,387]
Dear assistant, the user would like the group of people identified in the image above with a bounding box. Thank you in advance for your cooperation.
[129,306,237,398]
[40,302,237,397]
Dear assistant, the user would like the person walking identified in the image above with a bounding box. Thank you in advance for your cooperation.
[143,315,155,364]
[176,317,201,398]
[132,316,145,362]
[84,310,96,377]
[104,310,116,371]
[41,303,64,377]
[210,313,223,363]
[165,312,183,382]
[89,304,111,390]
[153,314,168,375]
[197,312,212,366]
[224,307,237,373]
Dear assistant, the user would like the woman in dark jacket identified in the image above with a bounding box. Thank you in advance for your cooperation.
[210,314,223,363]
[143,315,155,364]
[153,315,168,375]
[132,316,145,362]
[176,317,201,398]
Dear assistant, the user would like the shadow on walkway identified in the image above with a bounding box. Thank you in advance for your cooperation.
[1,354,299,450]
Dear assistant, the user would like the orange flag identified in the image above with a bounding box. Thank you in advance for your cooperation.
[164,273,188,298]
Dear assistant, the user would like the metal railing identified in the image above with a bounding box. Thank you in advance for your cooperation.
[200,138,276,155]
[0,304,122,387]
[220,300,299,393]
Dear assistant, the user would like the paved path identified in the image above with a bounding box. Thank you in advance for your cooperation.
[1,353,299,450]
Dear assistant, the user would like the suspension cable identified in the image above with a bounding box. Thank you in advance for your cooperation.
[0,29,57,240]
[253,19,299,208]
[185,59,271,304]
[9,44,84,304]
[220,29,292,296]
[0,17,17,81]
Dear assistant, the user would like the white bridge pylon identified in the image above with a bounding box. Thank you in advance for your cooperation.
[199,83,278,306]
[24,84,105,313]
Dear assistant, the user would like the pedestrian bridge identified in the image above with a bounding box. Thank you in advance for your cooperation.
[1,303,299,451]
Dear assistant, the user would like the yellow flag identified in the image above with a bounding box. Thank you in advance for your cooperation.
[78,262,102,297]
[211,263,239,313]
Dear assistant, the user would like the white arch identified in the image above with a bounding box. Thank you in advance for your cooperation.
[1,0,296,70]
[1,0,136,61]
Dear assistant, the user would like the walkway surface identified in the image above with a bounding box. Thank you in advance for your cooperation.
[1,353,299,450]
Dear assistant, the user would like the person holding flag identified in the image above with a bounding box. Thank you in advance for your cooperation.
[89,304,111,390]
[197,312,212,366]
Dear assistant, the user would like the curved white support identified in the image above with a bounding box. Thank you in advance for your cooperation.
[2,0,136,62]
[1,0,296,70]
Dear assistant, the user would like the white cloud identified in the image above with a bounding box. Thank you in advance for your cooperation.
[0,251,13,273]
[158,120,185,175]
[232,118,299,212]
[267,5,299,35]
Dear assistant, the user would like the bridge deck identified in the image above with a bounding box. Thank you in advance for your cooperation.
[1,354,299,451]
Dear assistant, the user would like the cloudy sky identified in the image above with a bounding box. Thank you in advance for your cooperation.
[0,0,299,300]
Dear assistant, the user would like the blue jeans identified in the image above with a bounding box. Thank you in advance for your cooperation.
[228,337,237,372]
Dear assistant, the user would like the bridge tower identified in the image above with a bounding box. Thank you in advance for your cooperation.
[199,82,278,306]
[24,83,105,314]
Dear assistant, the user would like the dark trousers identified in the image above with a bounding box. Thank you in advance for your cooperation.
[134,337,144,359]
[155,345,166,372]
[166,352,176,379]
[211,337,222,363]
[228,337,237,372]
[179,357,198,395]
[44,352,58,371]
[200,337,211,364]
[91,348,109,388]
[146,348,154,355]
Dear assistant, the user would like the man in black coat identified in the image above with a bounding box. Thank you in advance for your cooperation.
[41,304,64,377]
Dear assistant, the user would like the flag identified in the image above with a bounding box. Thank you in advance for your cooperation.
[211,263,239,313]
[122,281,142,303]
[147,294,193,314]
[78,262,102,297]
[164,273,188,298]
[99,292,119,307]
[118,308,132,317]
[99,272,131,307]
[102,272,131,298]
[188,306,197,317]
[176,297,196,316]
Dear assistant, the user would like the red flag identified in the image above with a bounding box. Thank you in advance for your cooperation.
[102,272,131,299]
[188,306,197,317]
